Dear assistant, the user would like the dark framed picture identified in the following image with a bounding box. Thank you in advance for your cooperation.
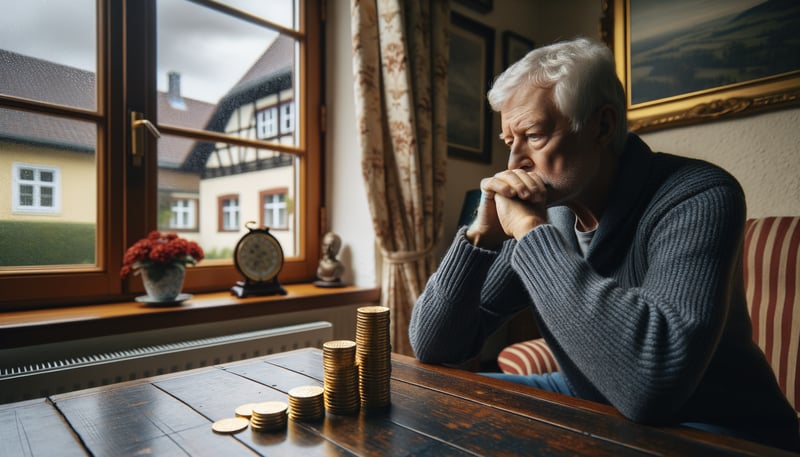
[603,0,800,132]
[502,31,534,69]
[447,12,494,163]
[455,0,493,14]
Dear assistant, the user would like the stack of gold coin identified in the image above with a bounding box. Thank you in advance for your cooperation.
[248,401,288,432]
[322,339,360,415]
[355,305,391,409]
[287,385,325,421]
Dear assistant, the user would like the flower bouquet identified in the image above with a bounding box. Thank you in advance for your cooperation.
[121,231,204,301]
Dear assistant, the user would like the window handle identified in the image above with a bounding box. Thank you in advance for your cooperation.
[130,111,161,167]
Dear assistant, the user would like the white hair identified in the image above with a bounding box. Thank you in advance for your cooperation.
[487,37,627,153]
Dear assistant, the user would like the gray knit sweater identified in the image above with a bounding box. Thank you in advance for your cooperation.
[409,134,799,450]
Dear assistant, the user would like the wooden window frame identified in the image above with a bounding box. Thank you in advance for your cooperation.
[0,0,323,309]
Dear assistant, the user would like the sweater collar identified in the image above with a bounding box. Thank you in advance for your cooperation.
[548,133,655,265]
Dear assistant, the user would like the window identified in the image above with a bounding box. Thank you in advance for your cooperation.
[0,0,323,308]
[218,195,240,232]
[12,163,61,214]
[169,198,197,230]
[261,189,288,230]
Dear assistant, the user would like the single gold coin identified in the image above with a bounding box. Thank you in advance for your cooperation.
[212,417,250,434]
[234,403,258,418]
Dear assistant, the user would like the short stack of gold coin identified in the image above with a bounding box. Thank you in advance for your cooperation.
[355,305,391,409]
[322,340,360,415]
[287,385,325,421]
[248,401,288,432]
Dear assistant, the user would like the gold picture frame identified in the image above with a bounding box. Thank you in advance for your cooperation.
[602,0,800,132]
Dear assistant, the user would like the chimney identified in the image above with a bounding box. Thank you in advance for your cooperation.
[167,71,186,109]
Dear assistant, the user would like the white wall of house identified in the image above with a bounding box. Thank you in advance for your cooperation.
[326,0,800,289]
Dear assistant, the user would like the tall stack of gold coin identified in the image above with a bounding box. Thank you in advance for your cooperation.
[322,340,360,415]
[355,305,391,409]
[287,385,325,421]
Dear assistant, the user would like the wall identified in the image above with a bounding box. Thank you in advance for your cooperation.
[326,0,800,288]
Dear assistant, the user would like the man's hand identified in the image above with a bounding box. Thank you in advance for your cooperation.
[466,170,549,247]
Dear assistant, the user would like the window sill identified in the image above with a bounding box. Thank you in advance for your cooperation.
[0,284,380,349]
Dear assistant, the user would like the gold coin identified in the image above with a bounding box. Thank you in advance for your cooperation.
[212,417,250,434]
[323,340,357,350]
[234,402,258,418]
[252,401,289,416]
[288,385,325,399]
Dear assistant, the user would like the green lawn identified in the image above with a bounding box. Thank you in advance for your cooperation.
[0,221,95,266]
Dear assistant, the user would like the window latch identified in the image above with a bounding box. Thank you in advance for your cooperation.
[130,111,161,167]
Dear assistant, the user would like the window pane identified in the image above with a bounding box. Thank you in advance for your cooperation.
[156,1,298,148]
[216,0,297,30]
[0,109,97,267]
[0,0,96,110]
[159,135,299,260]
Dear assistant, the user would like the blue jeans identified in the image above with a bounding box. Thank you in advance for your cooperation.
[481,371,574,396]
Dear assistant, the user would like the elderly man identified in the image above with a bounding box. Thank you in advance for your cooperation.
[409,37,799,451]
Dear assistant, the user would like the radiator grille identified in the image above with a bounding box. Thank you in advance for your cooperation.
[0,321,332,403]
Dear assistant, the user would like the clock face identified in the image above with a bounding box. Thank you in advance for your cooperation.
[234,231,284,282]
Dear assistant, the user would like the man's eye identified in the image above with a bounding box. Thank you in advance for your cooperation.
[526,134,541,141]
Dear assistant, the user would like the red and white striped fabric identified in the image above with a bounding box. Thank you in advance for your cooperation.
[744,216,800,415]
[497,337,559,376]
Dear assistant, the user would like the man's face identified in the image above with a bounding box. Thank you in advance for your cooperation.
[499,84,605,207]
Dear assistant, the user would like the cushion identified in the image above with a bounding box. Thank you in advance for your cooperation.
[743,216,800,414]
[497,338,558,376]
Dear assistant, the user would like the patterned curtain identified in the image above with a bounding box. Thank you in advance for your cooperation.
[351,0,449,355]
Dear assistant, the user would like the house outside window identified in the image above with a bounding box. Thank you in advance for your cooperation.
[219,195,240,232]
[12,163,60,214]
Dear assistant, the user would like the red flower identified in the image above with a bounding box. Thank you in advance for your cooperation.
[120,231,204,279]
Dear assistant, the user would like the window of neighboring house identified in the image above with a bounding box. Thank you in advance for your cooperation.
[256,107,278,139]
[261,188,288,230]
[11,163,61,214]
[218,195,240,232]
[169,198,197,230]
[0,0,323,309]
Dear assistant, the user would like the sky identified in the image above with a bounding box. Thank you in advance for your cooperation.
[631,0,766,42]
[0,0,294,104]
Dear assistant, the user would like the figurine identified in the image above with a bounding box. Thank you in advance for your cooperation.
[314,231,346,287]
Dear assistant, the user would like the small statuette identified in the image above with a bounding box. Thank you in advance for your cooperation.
[314,232,346,288]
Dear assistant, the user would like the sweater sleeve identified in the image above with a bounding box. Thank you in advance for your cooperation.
[513,181,746,423]
[409,227,530,364]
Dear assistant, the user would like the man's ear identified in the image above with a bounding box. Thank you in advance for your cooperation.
[596,104,616,148]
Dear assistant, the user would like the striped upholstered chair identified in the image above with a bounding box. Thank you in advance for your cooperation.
[497,216,800,416]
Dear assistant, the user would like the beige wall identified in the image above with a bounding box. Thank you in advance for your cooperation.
[0,142,95,223]
[326,0,800,290]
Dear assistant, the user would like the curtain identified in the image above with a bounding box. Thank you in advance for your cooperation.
[351,0,449,355]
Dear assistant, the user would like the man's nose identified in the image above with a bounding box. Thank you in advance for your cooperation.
[507,142,532,171]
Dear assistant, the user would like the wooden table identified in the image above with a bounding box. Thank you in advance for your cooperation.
[1,348,793,456]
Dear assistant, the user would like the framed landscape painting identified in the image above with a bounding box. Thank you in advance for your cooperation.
[603,0,800,132]
[447,12,494,163]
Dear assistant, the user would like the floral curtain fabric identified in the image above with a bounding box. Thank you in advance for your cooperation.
[351,0,449,355]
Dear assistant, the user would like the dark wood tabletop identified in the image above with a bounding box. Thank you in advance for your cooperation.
[1,348,794,456]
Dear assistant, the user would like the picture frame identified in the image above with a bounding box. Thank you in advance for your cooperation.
[447,12,494,163]
[602,0,800,132]
[455,0,493,14]
[502,31,534,69]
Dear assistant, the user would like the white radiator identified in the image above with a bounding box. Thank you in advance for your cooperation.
[0,321,332,404]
